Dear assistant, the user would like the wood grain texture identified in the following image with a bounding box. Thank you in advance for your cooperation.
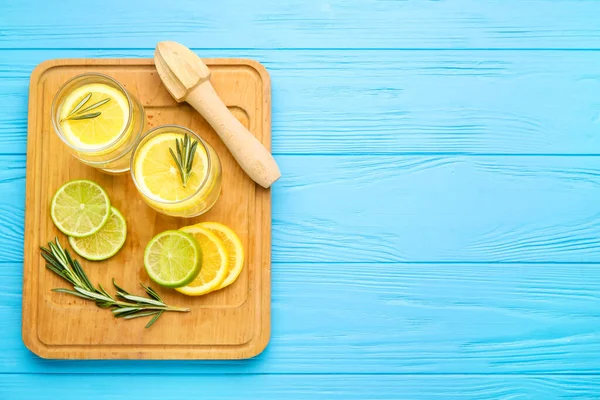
[2,262,600,373]
[2,0,600,49]
[22,59,271,359]
[2,374,600,399]
[3,50,600,155]
[5,154,600,264]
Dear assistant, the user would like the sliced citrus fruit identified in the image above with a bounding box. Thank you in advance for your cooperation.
[51,179,111,238]
[68,206,127,261]
[175,225,228,296]
[197,222,244,289]
[133,132,209,203]
[59,83,130,151]
[144,230,202,288]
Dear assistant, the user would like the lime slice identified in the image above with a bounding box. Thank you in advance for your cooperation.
[144,230,202,288]
[51,179,111,238]
[68,207,127,261]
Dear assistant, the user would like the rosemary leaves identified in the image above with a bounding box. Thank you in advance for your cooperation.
[169,134,199,187]
[61,92,111,122]
[41,238,189,328]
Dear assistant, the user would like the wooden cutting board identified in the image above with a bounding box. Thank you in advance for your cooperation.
[22,58,272,359]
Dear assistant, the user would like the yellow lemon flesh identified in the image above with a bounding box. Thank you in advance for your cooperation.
[133,133,209,204]
[197,222,244,290]
[175,225,228,296]
[60,83,130,152]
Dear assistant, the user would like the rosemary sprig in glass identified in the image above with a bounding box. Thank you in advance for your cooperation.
[60,92,111,122]
[41,238,189,328]
[169,134,199,187]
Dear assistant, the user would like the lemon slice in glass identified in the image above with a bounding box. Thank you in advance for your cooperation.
[133,132,209,202]
[175,225,228,296]
[68,207,127,261]
[59,83,130,152]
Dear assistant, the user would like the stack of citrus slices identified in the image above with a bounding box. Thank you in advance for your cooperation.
[50,180,127,261]
[144,223,244,295]
[50,180,244,296]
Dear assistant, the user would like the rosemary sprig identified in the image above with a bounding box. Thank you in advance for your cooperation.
[61,92,111,122]
[67,112,101,120]
[66,92,92,117]
[77,97,110,114]
[41,238,189,329]
[169,134,198,187]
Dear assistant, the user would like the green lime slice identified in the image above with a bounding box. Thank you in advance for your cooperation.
[51,179,111,238]
[144,230,202,288]
[68,207,127,261]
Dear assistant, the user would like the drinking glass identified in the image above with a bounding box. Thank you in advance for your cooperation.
[130,125,223,217]
[51,73,145,174]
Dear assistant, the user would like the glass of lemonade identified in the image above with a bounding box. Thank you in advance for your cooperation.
[52,73,145,174]
[130,125,222,218]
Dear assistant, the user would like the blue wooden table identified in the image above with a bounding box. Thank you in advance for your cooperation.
[1,1,600,398]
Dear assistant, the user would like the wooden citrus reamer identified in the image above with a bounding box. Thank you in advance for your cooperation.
[154,41,281,188]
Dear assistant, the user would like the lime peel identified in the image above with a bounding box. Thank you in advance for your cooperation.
[144,230,202,288]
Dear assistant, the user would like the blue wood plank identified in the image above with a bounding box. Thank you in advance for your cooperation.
[1,0,600,49]
[273,156,600,262]
[272,155,600,263]
[3,154,600,264]
[3,49,600,155]
[1,260,599,374]
[1,374,600,399]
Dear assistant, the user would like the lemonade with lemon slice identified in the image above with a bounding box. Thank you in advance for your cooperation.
[52,73,145,173]
[131,125,222,217]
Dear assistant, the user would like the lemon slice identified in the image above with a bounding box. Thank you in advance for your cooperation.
[133,132,209,202]
[175,225,228,296]
[197,222,244,290]
[144,230,202,288]
[51,179,111,238]
[68,207,127,261]
[59,83,129,151]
